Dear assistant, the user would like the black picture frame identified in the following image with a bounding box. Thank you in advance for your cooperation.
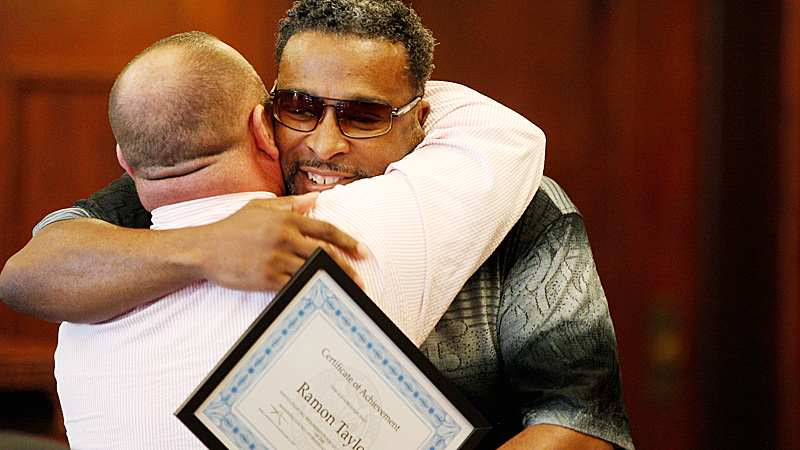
[176,248,490,450]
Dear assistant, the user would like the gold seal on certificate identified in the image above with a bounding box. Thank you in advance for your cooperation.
[176,248,490,450]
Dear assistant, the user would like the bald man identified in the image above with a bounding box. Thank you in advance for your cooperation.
[52,31,543,449]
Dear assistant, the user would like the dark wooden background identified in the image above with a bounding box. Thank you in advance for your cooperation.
[0,1,797,448]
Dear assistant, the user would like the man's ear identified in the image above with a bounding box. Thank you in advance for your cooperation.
[116,144,135,177]
[415,99,431,128]
[251,104,279,161]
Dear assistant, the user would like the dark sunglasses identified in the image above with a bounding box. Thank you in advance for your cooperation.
[269,89,421,139]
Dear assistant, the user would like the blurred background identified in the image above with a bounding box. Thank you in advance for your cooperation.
[0,0,797,448]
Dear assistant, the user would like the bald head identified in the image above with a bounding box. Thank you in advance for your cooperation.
[109,31,268,176]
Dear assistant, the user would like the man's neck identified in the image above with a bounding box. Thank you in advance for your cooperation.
[149,191,278,230]
[135,160,284,211]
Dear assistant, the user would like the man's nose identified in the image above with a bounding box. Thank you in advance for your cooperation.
[306,106,349,161]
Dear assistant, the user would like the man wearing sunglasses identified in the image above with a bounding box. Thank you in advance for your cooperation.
[1,1,631,449]
[269,8,632,448]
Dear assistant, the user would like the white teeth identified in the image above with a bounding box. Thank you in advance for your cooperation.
[308,172,343,185]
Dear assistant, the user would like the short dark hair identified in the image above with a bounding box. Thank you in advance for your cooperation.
[275,0,435,95]
[109,31,267,171]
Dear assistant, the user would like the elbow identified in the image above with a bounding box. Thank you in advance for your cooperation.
[0,253,60,323]
[1,254,32,316]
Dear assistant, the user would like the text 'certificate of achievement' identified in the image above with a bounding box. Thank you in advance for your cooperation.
[176,248,490,450]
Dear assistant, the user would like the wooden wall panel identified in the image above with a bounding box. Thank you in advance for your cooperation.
[0,78,26,341]
[0,0,286,82]
[600,2,703,446]
[15,79,119,234]
[2,78,118,341]
[412,1,703,447]
[701,1,788,447]
[779,0,800,447]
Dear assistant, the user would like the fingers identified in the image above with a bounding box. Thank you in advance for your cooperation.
[195,198,369,293]
[250,239,365,291]
[246,196,368,259]
[260,253,307,291]
[317,242,366,289]
[287,192,319,214]
[291,215,370,259]
[264,214,367,289]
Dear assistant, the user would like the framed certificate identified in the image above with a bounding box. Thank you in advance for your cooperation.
[176,248,490,450]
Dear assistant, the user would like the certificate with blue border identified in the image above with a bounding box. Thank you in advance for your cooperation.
[176,248,490,450]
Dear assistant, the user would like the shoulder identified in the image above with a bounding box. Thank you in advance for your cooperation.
[537,176,579,216]
[76,174,152,228]
[506,176,581,249]
[421,81,545,144]
[422,80,516,115]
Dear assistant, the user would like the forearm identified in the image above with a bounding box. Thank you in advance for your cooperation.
[0,218,202,323]
[497,425,613,450]
[1,195,364,324]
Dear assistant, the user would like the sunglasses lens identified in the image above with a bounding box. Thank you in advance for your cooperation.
[337,101,393,137]
[271,91,396,138]
[273,92,323,132]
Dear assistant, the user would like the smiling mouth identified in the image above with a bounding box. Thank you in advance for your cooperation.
[286,161,371,194]
[307,171,344,186]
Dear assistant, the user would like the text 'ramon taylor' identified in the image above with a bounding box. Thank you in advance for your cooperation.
[297,381,367,450]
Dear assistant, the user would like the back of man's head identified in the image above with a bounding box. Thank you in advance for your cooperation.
[109,31,267,174]
[275,0,434,96]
